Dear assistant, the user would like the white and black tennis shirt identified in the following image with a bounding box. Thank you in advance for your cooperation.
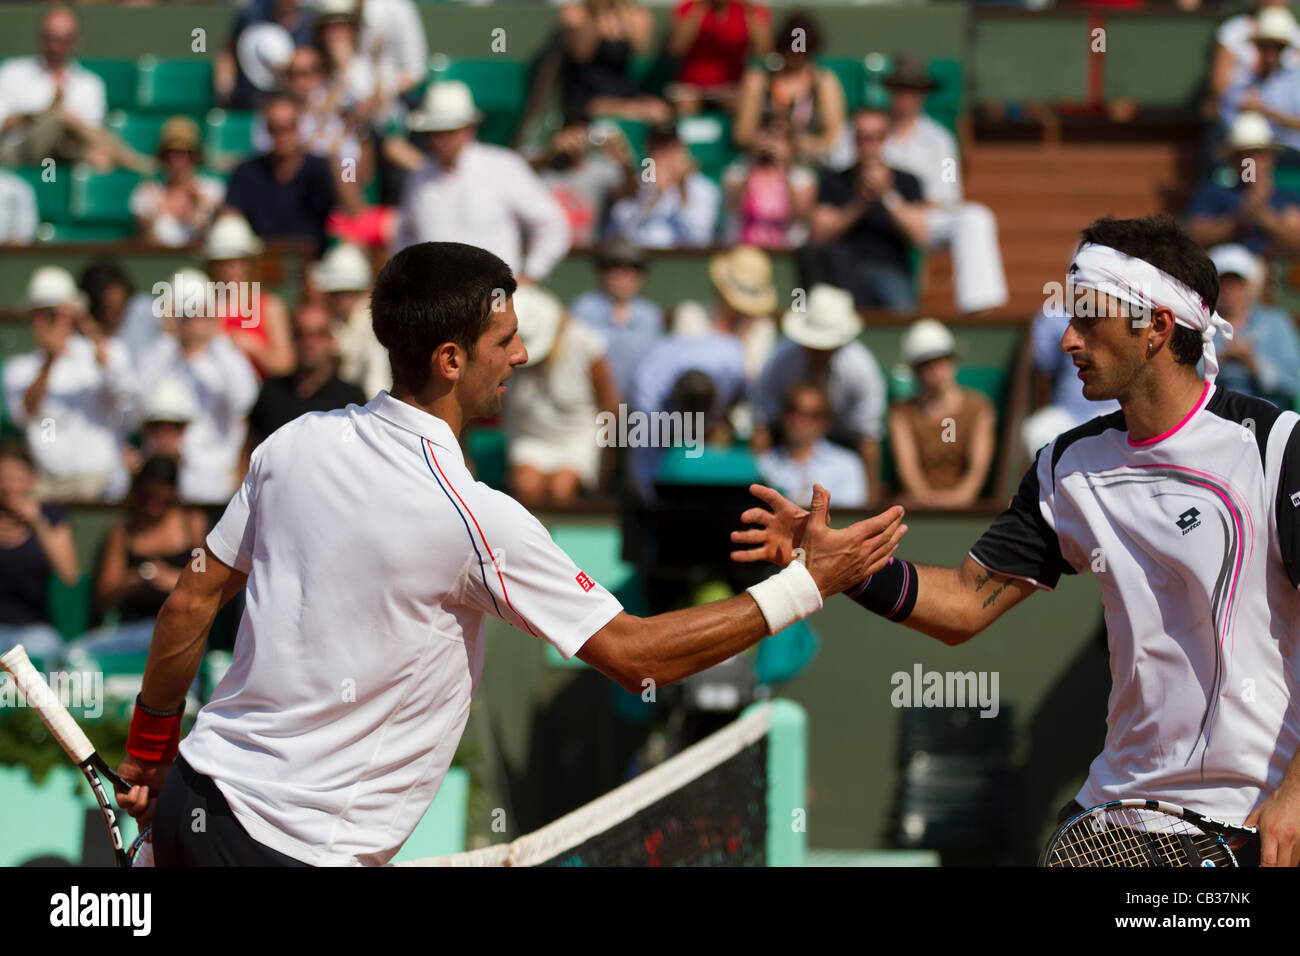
[183,391,624,865]
[970,382,1300,822]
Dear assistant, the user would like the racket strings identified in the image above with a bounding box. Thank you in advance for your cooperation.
[1047,807,1232,867]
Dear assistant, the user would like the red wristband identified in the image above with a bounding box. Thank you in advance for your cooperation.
[126,704,183,763]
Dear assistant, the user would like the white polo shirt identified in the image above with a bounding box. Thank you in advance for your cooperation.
[0,57,106,130]
[182,390,624,866]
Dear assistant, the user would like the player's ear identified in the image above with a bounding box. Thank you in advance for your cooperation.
[434,341,463,382]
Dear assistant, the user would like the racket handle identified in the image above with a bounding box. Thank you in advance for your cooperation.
[0,645,96,764]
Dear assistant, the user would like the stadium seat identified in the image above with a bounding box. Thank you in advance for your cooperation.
[68,166,143,227]
[135,56,214,115]
[36,222,134,243]
[677,112,737,181]
[204,108,257,169]
[428,58,529,147]
[926,58,964,135]
[48,573,92,643]
[820,57,866,112]
[80,59,138,112]
[106,109,166,155]
[466,426,507,489]
[12,166,69,223]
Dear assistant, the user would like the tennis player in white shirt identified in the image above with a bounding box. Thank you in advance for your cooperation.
[114,241,906,866]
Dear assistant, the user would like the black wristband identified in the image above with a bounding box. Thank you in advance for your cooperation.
[135,693,184,718]
[845,557,918,622]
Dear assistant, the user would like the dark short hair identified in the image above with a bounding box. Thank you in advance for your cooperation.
[370,242,517,391]
[1077,215,1216,368]
[132,455,179,495]
[776,12,823,58]
[79,260,134,321]
[0,437,33,469]
[781,379,831,415]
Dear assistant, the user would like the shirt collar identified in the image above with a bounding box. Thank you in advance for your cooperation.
[365,390,465,464]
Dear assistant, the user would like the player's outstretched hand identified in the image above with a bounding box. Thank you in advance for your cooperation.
[731,483,812,566]
[799,484,906,598]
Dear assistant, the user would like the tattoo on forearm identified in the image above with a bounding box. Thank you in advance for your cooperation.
[981,581,1010,609]
[973,572,990,592]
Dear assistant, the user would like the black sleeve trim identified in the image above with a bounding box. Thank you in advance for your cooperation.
[969,448,1075,589]
[1276,420,1300,589]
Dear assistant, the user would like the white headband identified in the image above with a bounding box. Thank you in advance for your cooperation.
[1067,242,1234,382]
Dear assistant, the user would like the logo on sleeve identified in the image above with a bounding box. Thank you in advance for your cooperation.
[1291,490,1300,508]
[576,572,595,592]
[1176,507,1202,535]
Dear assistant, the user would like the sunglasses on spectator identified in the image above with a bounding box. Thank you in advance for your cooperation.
[784,404,830,420]
[267,121,298,134]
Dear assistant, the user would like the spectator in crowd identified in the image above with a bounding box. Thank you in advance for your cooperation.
[1020,300,1121,460]
[666,0,772,114]
[631,299,748,498]
[315,0,383,131]
[535,114,638,248]
[129,116,226,248]
[887,318,995,510]
[203,213,295,379]
[799,107,927,311]
[1208,243,1300,407]
[242,302,366,472]
[722,115,816,249]
[1218,6,1300,156]
[129,377,196,476]
[0,169,38,244]
[217,0,313,109]
[881,56,1008,314]
[309,242,390,399]
[0,7,153,172]
[751,283,886,501]
[1186,111,1300,257]
[390,82,571,282]
[359,0,429,103]
[0,439,78,665]
[732,11,846,168]
[2,266,135,502]
[1208,0,1300,120]
[560,0,672,124]
[606,123,720,248]
[505,285,619,507]
[757,379,866,509]
[225,95,338,254]
[78,260,162,370]
[695,244,778,383]
[569,239,664,397]
[69,455,206,658]
[136,268,260,506]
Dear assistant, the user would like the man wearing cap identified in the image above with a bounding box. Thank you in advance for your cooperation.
[129,116,227,248]
[1186,111,1300,257]
[225,95,337,255]
[217,0,314,110]
[1210,243,1300,407]
[880,56,1008,314]
[740,215,1300,866]
[134,378,198,475]
[569,240,665,398]
[2,266,136,502]
[136,269,261,507]
[312,242,391,399]
[607,123,721,248]
[390,81,571,283]
[1219,5,1300,155]
[751,283,887,504]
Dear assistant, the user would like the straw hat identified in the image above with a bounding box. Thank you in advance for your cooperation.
[901,317,957,366]
[157,115,202,157]
[512,285,565,367]
[709,245,777,317]
[408,81,483,133]
[781,284,861,351]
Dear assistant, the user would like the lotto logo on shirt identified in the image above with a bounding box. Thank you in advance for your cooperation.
[1291,489,1300,508]
[576,572,595,592]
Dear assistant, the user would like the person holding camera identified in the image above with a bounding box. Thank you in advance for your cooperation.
[536,114,639,247]
[722,116,816,249]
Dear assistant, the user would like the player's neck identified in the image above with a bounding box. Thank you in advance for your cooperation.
[391,385,464,438]
[1119,369,1208,444]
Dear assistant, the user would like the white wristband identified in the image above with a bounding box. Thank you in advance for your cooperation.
[746,555,824,636]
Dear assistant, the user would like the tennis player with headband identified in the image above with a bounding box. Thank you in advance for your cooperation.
[735,214,1300,866]
[112,241,906,866]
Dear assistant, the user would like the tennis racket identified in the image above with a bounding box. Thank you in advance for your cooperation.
[0,643,149,867]
[1040,799,1259,868]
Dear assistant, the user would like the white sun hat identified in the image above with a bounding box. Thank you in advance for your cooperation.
[1254,5,1298,45]
[407,81,484,132]
[25,265,85,311]
[781,283,862,351]
[205,213,265,261]
[1224,111,1279,152]
[311,243,372,293]
[512,285,564,367]
[236,23,294,92]
[142,377,198,424]
[901,317,958,366]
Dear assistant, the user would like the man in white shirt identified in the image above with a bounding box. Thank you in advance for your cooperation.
[114,240,907,866]
[880,56,1008,314]
[0,7,110,167]
[739,214,1300,867]
[2,266,135,502]
[390,82,571,283]
[136,269,261,506]
[0,170,38,245]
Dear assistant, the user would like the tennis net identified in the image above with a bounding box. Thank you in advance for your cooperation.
[396,699,806,867]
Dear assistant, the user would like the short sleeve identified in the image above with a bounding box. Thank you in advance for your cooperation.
[968,446,1075,590]
[464,492,624,658]
[206,445,259,573]
[1274,417,1300,589]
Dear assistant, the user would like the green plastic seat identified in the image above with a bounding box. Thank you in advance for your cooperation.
[136,56,214,115]
[466,426,507,489]
[68,166,143,226]
[47,573,92,644]
[106,110,166,155]
[820,57,866,112]
[36,222,134,243]
[12,166,68,223]
[80,59,138,112]
[677,112,737,181]
[204,108,257,168]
